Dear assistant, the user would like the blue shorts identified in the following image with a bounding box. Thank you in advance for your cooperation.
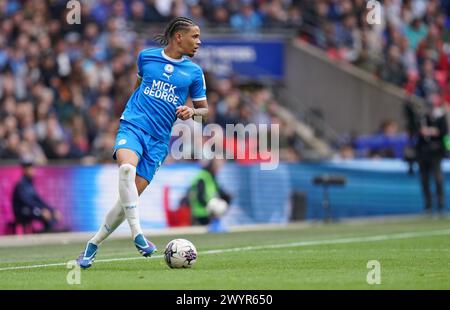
[113,120,169,183]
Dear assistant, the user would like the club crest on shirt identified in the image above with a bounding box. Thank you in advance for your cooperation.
[164,64,174,74]
[163,64,174,80]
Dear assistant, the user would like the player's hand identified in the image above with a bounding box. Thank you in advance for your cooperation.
[176,106,195,120]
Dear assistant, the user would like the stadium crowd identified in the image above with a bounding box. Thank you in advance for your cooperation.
[296,0,450,102]
[294,0,450,159]
[0,0,305,164]
[1,0,449,163]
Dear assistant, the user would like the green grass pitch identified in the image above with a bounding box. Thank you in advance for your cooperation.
[0,217,449,289]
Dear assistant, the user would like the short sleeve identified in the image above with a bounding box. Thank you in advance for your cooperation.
[137,51,144,78]
[189,68,207,101]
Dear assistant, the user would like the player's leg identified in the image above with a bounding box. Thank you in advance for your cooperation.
[89,199,125,245]
[77,197,129,269]
[92,147,142,244]
[116,148,143,238]
[78,122,144,268]
[77,152,138,268]
[129,135,169,257]
[136,174,149,196]
[116,148,157,257]
[131,174,158,256]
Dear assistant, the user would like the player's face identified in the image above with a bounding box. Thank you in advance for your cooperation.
[180,26,201,57]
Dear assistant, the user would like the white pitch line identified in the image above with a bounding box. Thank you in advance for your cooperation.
[1,228,449,272]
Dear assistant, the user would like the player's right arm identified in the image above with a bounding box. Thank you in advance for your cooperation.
[134,50,144,90]
[134,76,142,90]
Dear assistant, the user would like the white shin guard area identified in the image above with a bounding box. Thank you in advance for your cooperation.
[118,163,142,238]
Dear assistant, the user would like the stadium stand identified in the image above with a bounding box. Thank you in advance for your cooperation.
[0,0,449,163]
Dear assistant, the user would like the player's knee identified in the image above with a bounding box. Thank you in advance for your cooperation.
[119,163,136,181]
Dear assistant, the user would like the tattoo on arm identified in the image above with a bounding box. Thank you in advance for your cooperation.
[192,100,208,122]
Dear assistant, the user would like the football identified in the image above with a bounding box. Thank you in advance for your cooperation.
[206,197,228,217]
[164,239,198,268]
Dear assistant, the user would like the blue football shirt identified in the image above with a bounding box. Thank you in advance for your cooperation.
[121,48,207,143]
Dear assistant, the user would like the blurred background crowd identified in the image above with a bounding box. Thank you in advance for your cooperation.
[298,0,450,99]
[0,0,449,164]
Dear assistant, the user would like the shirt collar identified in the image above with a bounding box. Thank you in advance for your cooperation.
[161,49,184,63]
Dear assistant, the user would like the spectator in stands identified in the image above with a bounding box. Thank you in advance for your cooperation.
[276,117,302,162]
[377,45,407,87]
[1,131,21,160]
[414,94,448,215]
[416,59,441,99]
[405,18,428,51]
[230,2,263,34]
[378,119,403,158]
[337,144,355,160]
[12,159,61,233]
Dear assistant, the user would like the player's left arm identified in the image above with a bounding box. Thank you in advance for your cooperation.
[177,68,208,122]
[176,99,208,122]
[192,99,208,122]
